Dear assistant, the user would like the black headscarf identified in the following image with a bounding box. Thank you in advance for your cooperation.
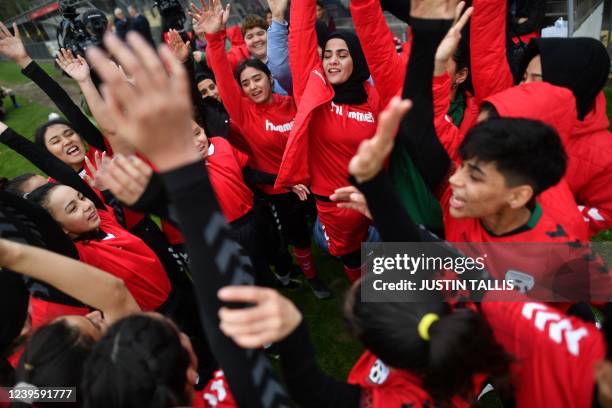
[315,21,329,50]
[519,37,610,120]
[325,30,370,105]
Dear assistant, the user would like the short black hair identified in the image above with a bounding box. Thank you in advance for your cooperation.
[34,118,74,149]
[459,118,566,196]
[234,58,272,83]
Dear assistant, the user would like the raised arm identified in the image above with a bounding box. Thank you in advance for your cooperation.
[289,0,323,102]
[266,0,293,95]
[0,239,140,323]
[191,1,249,126]
[395,8,459,194]
[470,0,513,101]
[55,48,135,155]
[0,22,107,151]
[88,31,290,408]
[350,0,405,106]
[429,3,473,161]
[0,124,105,209]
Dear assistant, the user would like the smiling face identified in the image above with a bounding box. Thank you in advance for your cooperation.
[191,121,209,158]
[322,38,354,85]
[239,66,272,104]
[447,158,531,219]
[244,26,268,60]
[45,185,100,237]
[197,78,220,102]
[44,124,86,171]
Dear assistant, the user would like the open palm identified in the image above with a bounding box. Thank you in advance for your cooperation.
[56,48,90,82]
[190,0,230,37]
[0,22,28,63]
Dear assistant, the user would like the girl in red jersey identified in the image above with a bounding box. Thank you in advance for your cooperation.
[25,182,172,313]
[274,0,382,282]
[192,1,329,298]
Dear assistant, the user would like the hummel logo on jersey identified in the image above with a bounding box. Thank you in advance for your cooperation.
[522,303,589,356]
[265,119,293,132]
[330,102,375,123]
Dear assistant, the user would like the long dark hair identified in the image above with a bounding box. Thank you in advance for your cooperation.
[82,315,191,408]
[344,277,510,404]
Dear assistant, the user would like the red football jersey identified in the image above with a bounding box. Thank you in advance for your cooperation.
[309,101,378,197]
[76,208,171,311]
[438,183,612,300]
[481,300,604,407]
[206,137,253,222]
[347,351,481,407]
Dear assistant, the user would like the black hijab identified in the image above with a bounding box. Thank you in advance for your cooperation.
[519,37,610,120]
[325,30,370,105]
[315,20,329,50]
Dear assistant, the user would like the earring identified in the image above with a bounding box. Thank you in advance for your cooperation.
[451,82,458,89]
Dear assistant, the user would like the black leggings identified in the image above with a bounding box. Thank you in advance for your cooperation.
[229,210,276,287]
[265,193,312,249]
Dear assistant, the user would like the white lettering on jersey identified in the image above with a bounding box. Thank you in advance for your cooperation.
[329,102,374,123]
[265,119,294,132]
[521,303,590,356]
[368,359,390,385]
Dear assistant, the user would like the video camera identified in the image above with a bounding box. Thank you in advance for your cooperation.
[56,0,107,57]
[154,0,186,31]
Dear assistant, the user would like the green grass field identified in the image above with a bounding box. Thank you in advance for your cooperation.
[0,61,56,178]
[1,60,611,391]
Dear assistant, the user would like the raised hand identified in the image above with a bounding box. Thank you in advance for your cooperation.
[190,0,231,38]
[434,2,473,74]
[56,48,91,83]
[86,32,200,171]
[291,184,310,201]
[411,0,458,20]
[96,154,153,206]
[167,29,191,62]
[348,97,412,183]
[84,150,108,190]
[0,22,31,68]
[218,286,302,348]
[266,0,289,22]
[330,186,372,219]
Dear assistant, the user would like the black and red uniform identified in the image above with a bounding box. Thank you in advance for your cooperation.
[276,0,384,279]
[206,29,316,279]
